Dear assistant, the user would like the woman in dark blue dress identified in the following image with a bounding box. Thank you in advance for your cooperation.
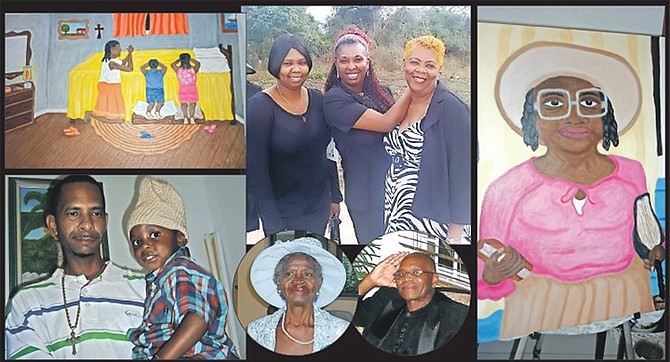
[247,34,341,236]
[323,27,411,244]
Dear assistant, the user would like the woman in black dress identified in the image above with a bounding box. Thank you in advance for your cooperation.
[247,34,341,236]
[323,27,411,244]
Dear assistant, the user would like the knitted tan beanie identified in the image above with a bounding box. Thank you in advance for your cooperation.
[126,177,189,240]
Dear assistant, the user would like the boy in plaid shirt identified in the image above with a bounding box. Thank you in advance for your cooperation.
[125,177,239,359]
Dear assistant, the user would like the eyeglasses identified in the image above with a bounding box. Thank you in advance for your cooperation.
[392,270,436,280]
[535,88,608,121]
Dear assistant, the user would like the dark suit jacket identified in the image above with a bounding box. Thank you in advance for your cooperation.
[413,81,471,225]
[352,287,469,355]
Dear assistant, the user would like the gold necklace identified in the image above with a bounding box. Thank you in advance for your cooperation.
[61,261,108,355]
[280,311,314,345]
[276,85,304,109]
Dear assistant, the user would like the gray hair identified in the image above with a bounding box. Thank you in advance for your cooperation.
[274,253,324,302]
[273,252,323,284]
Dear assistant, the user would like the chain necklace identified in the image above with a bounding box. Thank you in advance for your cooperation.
[280,311,314,345]
[276,85,304,110]
[61,261,108,355]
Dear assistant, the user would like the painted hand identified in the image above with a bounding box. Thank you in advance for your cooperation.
[644,244,665,271]
[482,246,526,285]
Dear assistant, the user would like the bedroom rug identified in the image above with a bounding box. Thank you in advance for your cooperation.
[91,119,200,155]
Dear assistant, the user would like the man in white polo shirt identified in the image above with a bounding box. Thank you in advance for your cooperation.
[5,175,145,359]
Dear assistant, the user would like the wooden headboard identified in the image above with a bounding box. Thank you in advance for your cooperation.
[219,44,237,124]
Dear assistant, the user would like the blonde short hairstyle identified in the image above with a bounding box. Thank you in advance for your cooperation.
[403,35,446,68]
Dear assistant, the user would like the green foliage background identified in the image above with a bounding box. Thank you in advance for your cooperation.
[244,6,471,82]
[20,190,57,277]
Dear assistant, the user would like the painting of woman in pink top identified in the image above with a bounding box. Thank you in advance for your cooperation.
[477,42,665,340]
[171,53,201,124]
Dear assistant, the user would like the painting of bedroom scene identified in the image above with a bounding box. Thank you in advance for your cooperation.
[4,13,246,169]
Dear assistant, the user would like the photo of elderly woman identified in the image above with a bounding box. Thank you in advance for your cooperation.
[477,12,666,359]
[233,231,357,356]
[245,6,471,246]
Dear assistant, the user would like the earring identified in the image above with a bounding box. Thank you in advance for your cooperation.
[336,71,340,79]
[366,69,369,77]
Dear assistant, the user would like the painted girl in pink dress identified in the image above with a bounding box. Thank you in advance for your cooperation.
[171,53,201,124]
[478,42,664,340]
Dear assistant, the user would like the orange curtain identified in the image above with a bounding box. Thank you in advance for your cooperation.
[149,13,189,36]
[112,13,147,38]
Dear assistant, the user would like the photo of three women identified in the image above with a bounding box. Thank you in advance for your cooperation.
[246,23,471,246]
[242,5,473,358]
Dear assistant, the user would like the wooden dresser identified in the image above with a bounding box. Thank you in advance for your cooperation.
[5,81,35,133]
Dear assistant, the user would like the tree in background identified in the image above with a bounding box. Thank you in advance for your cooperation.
[244,6,329,70]
[20,189,57,281]
[244,5,470,98]
[324,6,388,37]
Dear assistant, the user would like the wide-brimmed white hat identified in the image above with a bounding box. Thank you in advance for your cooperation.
[250,237,346,308]
[495,41,641,135]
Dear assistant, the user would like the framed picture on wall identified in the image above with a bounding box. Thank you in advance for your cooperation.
[7,177,110,294]
[221,13,238,33]
[58,19,89,40]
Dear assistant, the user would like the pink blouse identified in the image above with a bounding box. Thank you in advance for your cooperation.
[478,155,648,300]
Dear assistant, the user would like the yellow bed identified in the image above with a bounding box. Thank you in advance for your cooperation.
[67,48,234,122]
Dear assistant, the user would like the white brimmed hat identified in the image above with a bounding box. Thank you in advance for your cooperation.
[250,237,346,308]
[495,41,641,135]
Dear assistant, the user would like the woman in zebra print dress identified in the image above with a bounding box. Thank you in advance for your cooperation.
[384,36,471,243]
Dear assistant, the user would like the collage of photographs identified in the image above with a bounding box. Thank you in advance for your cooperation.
[2,3,667,361]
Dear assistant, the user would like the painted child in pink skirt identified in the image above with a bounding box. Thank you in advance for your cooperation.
[171,53,201,124]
